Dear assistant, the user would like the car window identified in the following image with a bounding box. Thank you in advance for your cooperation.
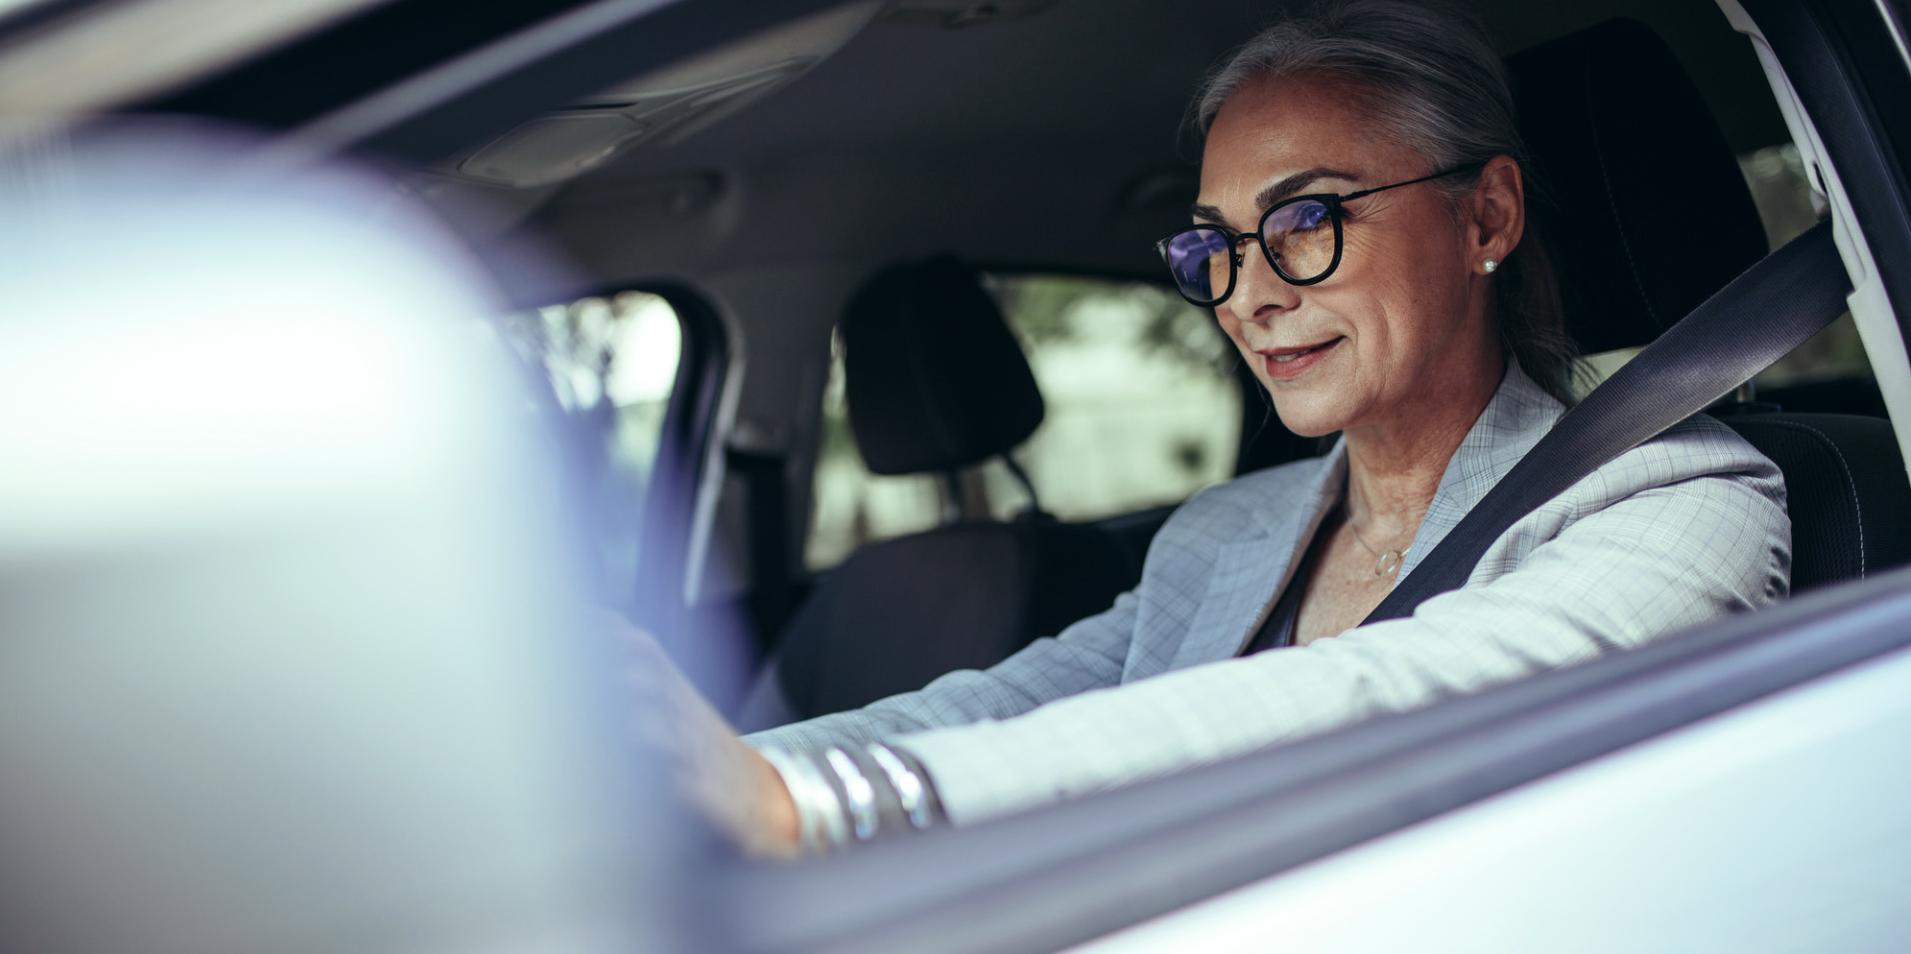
[805,275,1241,570]
[1578,143,1867,394]
[504,290,684,601]
[1739,144,1870,388]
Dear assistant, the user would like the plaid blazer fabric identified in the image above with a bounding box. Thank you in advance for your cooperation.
[746,364,1791,824]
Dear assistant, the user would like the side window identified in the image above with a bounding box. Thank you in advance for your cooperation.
[806,275,1242,570]
[505,290,684,601]
[1739,144,1868,388]
[1578,143,1867,393]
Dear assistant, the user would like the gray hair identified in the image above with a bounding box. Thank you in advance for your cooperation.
[1193,0,1580,404]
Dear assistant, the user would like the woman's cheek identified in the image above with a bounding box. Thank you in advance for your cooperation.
[1218,316,1254,361]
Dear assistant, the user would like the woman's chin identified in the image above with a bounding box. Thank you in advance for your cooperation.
[1269,398,1351,439]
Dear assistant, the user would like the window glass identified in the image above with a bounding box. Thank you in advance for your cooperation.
[806,275,1241,570]
[1739,144,1868,388]
[504,290,683,600]
[1576,143,1866,395]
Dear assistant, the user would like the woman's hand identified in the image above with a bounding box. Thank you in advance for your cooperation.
[607,611,801,858]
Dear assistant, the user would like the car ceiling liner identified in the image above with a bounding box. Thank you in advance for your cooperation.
[450,1,884,189]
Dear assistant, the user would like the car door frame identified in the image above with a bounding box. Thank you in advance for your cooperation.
[103,0,1911,948]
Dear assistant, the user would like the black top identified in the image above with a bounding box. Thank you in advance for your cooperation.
[1239,529,1325,656]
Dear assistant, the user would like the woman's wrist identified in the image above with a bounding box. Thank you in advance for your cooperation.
[753,742,948,858]
[749,747,804,856]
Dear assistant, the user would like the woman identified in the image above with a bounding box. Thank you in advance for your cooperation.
[645,0,1789,857]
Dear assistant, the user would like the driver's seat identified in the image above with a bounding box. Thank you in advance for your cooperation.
[1513,19,1911,590]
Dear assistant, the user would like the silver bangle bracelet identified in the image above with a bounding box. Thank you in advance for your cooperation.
[758,747,848,855]
[867,743,933,830]
[824,747,880,841]
[798,754,852,851]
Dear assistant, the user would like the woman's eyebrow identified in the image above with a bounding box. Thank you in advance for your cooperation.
[1255,166,1362,209]
[1188,166,1364,225]
[1190,202,1229,224]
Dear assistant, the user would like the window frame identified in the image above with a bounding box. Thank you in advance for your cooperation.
[723,566,1911,953]
[130,0,852,160]
[513,280,729,634]
[634,282,731,633]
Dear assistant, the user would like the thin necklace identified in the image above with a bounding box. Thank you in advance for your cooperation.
[1346,517,1406,578]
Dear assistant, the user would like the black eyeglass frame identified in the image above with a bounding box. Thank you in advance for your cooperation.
[1156,162,1485,306]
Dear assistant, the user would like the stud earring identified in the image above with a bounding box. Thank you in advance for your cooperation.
[1483,258,1499,274]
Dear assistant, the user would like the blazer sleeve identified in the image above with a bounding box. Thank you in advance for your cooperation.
[895,431,1791,824]
[742,587,1140,753]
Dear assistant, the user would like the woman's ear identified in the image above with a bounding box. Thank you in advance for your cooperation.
[1468,154,1525,273]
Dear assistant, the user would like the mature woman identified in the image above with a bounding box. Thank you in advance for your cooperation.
[646,0,1789,857]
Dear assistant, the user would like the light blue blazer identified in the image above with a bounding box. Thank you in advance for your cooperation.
[748,365,1790,824]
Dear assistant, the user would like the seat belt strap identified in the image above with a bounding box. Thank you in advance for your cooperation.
[1362,219,1852,625]
[729,443,794,641]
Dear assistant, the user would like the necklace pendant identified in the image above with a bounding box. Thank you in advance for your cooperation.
[1373,549,1403,578]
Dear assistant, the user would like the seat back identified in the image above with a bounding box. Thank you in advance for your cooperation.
[763,519,1137,720]
[737,256,1139,726]
[1511,21,1909,594]
[1722,413,1911,590]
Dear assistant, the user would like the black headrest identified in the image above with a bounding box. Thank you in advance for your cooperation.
[1507,19,1768,354]
[842,255,1045,476]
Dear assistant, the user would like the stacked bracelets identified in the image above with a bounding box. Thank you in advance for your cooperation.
[757,742,947,856]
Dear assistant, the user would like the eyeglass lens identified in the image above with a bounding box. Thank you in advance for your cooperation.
[1162,228,1230,302]
[1162,198,1339,304]
[1264,199,1336,280]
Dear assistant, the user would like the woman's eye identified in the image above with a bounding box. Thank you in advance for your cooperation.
[1285,202,1331,231]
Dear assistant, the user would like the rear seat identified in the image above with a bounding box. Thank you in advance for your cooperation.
[735,255,1141,728]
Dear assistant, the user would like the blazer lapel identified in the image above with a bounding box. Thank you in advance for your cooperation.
[1162,364,1564,671]
[1168,445,1347,670]
[1396,363,1567,581]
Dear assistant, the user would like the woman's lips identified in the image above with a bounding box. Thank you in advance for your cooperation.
[1259,337,1343,380]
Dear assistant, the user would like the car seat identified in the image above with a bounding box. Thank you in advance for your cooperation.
[735,255,1142,726]
[1510,19,1911,591]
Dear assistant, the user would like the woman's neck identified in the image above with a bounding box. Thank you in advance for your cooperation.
[1340,353,1506,537]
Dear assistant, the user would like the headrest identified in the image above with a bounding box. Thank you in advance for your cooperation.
[1507,19,1768,354]
[842,255,1045,476]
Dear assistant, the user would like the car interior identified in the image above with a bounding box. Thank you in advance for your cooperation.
[7,0,1911,949]
[59,0,1899,692]
[311,0,1910,721]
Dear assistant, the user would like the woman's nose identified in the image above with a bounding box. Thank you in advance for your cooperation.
[1225,239,1300,326]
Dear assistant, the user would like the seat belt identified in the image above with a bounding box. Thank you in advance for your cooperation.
[728,441,794,644]
[1362,219,1852,625]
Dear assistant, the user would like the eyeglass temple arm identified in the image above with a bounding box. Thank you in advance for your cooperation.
[1339,161,1486,201]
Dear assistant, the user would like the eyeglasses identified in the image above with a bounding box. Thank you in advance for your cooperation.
[1155,163,1482,306]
